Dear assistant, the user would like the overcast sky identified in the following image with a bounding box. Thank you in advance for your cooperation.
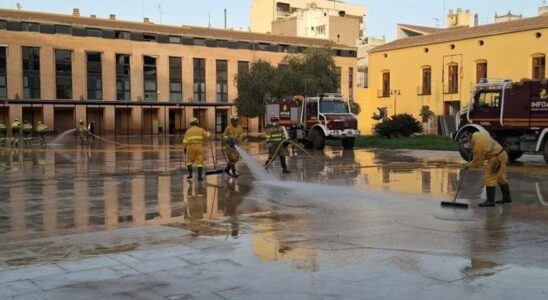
[0,0,543,40]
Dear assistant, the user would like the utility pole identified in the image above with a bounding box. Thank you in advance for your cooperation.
[208,11,211,28]
[224,9,227,29]
[154,3,164,24]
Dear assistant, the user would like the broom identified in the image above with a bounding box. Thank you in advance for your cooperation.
[205,140,225,175]
[440,167,470,209]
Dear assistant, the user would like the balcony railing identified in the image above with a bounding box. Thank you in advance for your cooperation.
[377,89,390,98]
[417,86,432,96]
[443,84,459,94]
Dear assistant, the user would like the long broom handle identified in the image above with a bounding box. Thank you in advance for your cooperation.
[209,140,217,169]
[452,168,467,202]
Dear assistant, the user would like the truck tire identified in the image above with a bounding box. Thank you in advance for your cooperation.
[302,139,313,149]
[310,129,325,150]
[342,138,355,150]
[457,130,475,161]
[544,142,548,164]
[507,151,523,163]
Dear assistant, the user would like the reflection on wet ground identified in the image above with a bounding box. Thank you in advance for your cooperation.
[2,137,548,296]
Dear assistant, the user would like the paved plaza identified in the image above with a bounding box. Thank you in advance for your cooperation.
[1,139,548,299]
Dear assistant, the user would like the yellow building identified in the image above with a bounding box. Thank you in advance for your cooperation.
[357,14,548,134]
[0,8,357,135]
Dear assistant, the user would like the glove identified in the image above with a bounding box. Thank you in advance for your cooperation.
[228,139,236,148]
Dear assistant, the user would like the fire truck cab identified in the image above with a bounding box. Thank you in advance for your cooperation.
[454,79,548,163]
[265,94,359,150]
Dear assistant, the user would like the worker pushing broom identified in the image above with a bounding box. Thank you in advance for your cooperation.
[443,132,512,208]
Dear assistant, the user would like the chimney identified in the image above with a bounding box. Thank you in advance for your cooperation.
[90,14,96,19]
[143,17,151,24]
[72,8,80,17]
[109,14,116,20]
[474,14,479,26]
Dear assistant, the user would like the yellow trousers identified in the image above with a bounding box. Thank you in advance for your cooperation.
[484,151,508,186]
[186,144,204,167]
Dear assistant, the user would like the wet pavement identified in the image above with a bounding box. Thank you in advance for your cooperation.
[1,137,548,299]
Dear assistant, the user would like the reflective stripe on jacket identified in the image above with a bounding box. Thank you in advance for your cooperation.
[223,125,243,142]
[265,126,284,143]
[183,126,210,146]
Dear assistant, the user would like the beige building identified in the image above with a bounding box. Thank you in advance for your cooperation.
[0,8,357,135]
[271,2,364,46]
[250,0,366,39]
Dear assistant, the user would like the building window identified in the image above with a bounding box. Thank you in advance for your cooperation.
[55,49,72,99]
[143,55,157,101]
[169,57,182,102]
[55,25,71,35]
[476,61,487,83]
[86,28,102,37]
[336,67,342,93]
[533,55,546,80]
[193,58,206,102]
[216,110,228,134]
[116,54,131,100]
[316,25,326,35]
[381,71,390,97]
[348,67,354,100]
[169,36,181,44]
[115,31,131,40]
[86,52,102,100]
[447,64,459,94]
[22,46,40,99]
[421,66,431,95]
[358,66,368,88]
[0,47,6,99]
[216,60,228,103]
[22,22,40,32]
[237,61,249,74]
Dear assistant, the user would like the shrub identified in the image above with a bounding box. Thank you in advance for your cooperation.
[374,113,423,138]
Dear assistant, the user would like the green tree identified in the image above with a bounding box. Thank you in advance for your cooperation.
[300,47,339,96]
[235,60,275,118]
[349,100,361,116]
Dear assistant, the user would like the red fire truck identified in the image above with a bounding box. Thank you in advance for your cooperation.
[265,94,360,150]
[453,79,548,163]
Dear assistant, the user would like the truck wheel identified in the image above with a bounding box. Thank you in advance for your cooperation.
[543,142,548,164]
[458,130,474,161]
[342,138,355,150]
[310,129,325,150]
[302,140,313,149]
[507,151,523,163]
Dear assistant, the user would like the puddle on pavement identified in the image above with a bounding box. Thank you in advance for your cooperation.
[2,137,548,274]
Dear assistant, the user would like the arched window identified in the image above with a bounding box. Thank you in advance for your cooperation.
[475,59,487,83]
[532,54,546,80]
[420,66,431,95]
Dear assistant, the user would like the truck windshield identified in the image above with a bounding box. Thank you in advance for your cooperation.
[320,101,349,113]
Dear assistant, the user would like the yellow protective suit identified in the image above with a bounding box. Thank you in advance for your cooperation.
[222,124,243,163]
[183,125,210,168]
[466,132,508,187]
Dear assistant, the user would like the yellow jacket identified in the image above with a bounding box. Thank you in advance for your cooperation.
[222,124,243,142]
[36,124,48,132]
[183,126,210,147]
[265,125,285,143]
[467,132,504,168]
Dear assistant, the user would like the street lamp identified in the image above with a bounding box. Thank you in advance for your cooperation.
[390,89,401,115]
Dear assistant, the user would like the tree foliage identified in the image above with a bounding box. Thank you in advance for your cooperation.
[235,48,341,118]
[234,60,275,118]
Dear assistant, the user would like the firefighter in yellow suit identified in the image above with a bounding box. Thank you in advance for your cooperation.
[465,132,511,207]
[183,117,210,181]
[264,115,290,174]
[222,114,243,177]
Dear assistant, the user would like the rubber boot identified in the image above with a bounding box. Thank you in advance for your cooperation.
[231,165,239,178]
[496,184,512,204]
[187,165,193,179]
[197,167,204,181]
[479,186,496,207]
[280,156,290,174]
